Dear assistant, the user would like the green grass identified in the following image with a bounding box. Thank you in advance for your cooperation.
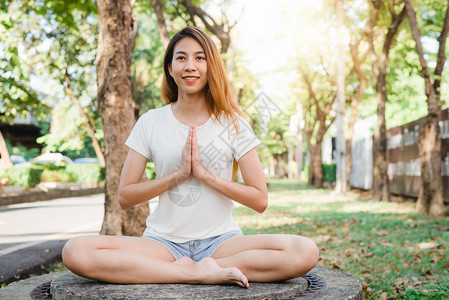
[233,178,449,299]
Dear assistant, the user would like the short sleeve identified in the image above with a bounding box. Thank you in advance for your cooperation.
[232,116,261,161]
[125,112,152,159]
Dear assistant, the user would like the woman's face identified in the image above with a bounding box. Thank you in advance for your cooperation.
[169,37,208,97]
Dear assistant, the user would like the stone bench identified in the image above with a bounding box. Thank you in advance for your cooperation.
[0,266,363,299]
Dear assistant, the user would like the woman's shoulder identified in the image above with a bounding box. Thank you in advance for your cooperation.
[138,104,170,121]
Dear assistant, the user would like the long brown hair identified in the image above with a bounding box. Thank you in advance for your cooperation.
[161,27,244,180]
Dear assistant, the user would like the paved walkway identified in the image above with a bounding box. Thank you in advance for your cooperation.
[0,194,104,285]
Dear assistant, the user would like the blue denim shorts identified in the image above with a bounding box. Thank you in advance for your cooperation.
[142,231,242,262]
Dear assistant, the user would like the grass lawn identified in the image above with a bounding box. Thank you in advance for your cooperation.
[232,178,449,299]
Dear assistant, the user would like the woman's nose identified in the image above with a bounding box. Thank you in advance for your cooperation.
[184,60,196,70]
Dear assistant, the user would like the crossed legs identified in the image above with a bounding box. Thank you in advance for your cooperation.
[62,234,318,287]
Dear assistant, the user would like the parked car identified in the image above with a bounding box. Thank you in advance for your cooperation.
[0,155,27,168]
[10,155,27,165]
[73,158,101,165]
[30,153,73,166]
[11,155,28,167]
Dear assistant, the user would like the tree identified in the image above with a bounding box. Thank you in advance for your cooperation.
[343,0,371,187]
[181,0,237,54]
[1,1,105,163]
[405,0,449,217]
[335,0,347,193]
[366,0,406,201]
[150,0,170,47]
[299,64,336,188]
[96,0,149,236]
[0,1,49,166]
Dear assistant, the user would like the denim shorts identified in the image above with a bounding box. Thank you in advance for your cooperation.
[142,231,242,262]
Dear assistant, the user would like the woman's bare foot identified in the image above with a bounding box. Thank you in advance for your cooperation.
[195,257,249,288]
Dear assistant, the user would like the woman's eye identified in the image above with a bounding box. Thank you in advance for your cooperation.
[197,57,206,61]
[176,56,185,60]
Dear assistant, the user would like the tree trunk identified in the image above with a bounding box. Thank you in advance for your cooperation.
[367,1,405,201]
[405,0,448,217]
[288,140,294,179]
[296,102,304,178]
[151,0,170,48]
[372,73,390,201]
[335,0,347,194]
[0,130,13,168]
[96,0,149,236]
[346,27,368,187]
[308,143,323,188]
[64,73,105,166]
[416,118,445,216]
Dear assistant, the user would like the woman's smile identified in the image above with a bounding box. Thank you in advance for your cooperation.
[183,76,200,83]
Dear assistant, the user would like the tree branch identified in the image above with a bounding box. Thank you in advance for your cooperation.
[433,0,449,103]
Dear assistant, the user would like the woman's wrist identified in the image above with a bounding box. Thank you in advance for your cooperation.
[199,169,218,184]
[174,169,188,184]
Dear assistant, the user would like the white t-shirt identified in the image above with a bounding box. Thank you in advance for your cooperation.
[125,103,261,243]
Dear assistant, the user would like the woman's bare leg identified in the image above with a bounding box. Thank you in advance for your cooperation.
[62,235,248,287]
[212,234,319,282]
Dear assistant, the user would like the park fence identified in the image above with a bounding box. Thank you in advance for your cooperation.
[349,108,449,203]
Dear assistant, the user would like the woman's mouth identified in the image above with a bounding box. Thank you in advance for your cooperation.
[183,76,199,83]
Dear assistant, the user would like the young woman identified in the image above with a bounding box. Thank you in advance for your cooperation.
[62,27,318,288]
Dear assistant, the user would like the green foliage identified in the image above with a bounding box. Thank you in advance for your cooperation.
[36,101,101,156]
[40,168,73,182]
[302,163,336,183]
[66,164,105,184]
[0,166,43,188]
[2,0,101,156]
[5,140,40,161]
[322,163,336,183]
[0,2,49,123]
[145,162,156,180]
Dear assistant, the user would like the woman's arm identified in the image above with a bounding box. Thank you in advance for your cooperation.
[119,128,193,210]
[190,125,268,213]
[199,147,268,213]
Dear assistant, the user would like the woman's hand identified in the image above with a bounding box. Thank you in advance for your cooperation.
[191,125,213,182]
[175,125,193,183]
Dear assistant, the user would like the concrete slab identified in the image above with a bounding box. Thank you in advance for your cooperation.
[0,267,363,300]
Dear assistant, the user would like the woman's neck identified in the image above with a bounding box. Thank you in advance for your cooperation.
[173,93,209,117]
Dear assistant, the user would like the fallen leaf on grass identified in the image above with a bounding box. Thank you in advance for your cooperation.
[323,235,333,242]
[332,263,342,270]
[362,252,374,258]
[430,255,439,263]
[417,242,438,250]
[372,229,390,236]
[344,248,357,256]
[380,240,393,247]
[380,292,389,299]
[362,282,372,297]
[44,248,50,253]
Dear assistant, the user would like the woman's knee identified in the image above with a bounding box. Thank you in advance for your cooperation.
[288,236,319,276]
[62,236,95,273]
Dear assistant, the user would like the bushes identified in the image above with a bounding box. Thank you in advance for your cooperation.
[0,166,44,188]
[303,163,337,184]
[0,162,157,188]
[322,163,336,183]
[66,164,105,184]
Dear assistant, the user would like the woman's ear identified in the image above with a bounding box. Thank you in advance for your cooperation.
[168,64,173,77]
